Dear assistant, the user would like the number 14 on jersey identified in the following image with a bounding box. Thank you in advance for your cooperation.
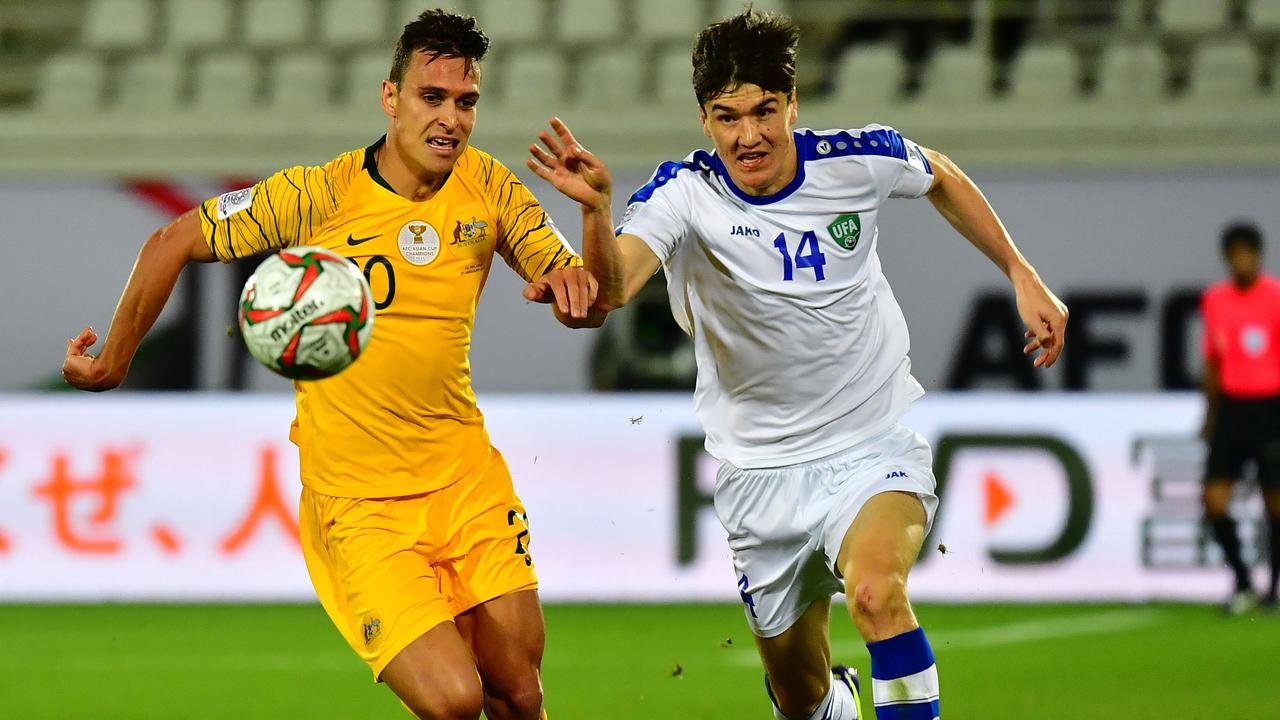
[773,231,827,282]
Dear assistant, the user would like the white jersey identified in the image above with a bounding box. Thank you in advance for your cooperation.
[617,125,936,468]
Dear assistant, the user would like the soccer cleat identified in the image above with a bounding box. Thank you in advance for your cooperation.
[1224,588,1258,616]
[832,665,861,719]
[1261,592,1279,611]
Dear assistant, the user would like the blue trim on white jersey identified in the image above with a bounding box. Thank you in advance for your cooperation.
[803,127,911,162]
[703,127,927,207]
[626,157,704,206]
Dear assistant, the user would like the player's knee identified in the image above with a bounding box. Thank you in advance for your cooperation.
[1203,480,1234,515]
[493,684,544,719]
[401,677,484,720]
[849,573,909,622]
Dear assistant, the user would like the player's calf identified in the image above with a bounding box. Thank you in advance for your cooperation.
[764,662,833,718]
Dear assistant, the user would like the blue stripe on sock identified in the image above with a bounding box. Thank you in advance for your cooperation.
[866,627,935,680]
[872,698,940,719]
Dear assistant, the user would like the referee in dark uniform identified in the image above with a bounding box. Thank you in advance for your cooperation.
[1201,223,1280,613]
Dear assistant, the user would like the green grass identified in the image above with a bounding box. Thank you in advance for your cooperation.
[1,602,1276,719]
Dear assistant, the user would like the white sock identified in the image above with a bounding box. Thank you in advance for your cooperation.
[829,669,859,720]
[771,672,858,720]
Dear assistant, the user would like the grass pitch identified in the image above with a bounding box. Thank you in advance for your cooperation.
[1,602,1276,719]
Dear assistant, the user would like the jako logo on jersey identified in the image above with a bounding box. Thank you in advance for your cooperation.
[730,225,760,237]
[827,212,861,250]
[885,470,909,479]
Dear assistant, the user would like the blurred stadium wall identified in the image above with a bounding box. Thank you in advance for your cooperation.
[1,0,1278,602]
[2,0,1277,392]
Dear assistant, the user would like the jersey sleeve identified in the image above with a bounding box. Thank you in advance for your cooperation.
[486,160,580,283]
[198,150,360,262]
[855,124,935,200]
[614,160,693,263]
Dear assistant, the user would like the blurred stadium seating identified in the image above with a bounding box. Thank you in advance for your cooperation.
[0,0,1273,172]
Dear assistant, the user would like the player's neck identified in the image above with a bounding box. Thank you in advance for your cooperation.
[1231,273,1259,291]
[374,141,451,202]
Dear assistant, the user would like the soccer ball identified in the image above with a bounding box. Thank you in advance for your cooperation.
[238,246,375,380]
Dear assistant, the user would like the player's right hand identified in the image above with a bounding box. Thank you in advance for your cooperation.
[526,117,613,212]
[62,326,122,391]
[524,266,599,319]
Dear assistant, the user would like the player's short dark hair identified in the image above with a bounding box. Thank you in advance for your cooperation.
[692,7,800,106]
[390,9,489,87]
[1221,222,1263,255]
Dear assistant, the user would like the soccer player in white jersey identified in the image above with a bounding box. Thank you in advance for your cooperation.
[527,9,1067,720]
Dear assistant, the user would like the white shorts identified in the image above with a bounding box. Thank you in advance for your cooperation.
[713,423,939,638]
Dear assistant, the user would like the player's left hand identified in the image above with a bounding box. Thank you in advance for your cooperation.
[524,266,599,319]
[1013,270,1069,368]
[526,117,613,212]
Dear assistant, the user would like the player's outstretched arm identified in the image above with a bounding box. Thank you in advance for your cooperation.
[526,117,661,314]
[62,210,216,391]
[922,147,1069,369]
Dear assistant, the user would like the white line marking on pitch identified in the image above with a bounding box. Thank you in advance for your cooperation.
[728,608,1166,667]
[917,607,1165,651]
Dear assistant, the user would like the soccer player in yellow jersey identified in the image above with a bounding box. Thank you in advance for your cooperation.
[61,11,602,720]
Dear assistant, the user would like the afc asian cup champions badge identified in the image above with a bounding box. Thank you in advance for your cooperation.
[398,221,440,266]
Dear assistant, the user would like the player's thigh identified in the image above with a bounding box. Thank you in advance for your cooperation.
[1205,407,1249,501]
[299,489,456,681]
[438,448,539,618]
[456,589,545,701]
[381,621,484,720]
[835,490,927,591]
[1203,419,1249,517]
[714,463,843,639]
[754,597,833,704]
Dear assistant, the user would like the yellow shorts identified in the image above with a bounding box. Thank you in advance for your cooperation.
[298,446,537,680]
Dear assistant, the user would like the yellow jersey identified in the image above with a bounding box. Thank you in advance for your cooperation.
[199,138,580,497]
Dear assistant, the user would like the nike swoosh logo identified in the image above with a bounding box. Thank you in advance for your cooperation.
[346,234,379,246]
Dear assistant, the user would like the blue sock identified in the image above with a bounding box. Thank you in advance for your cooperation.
[866,627,940,719]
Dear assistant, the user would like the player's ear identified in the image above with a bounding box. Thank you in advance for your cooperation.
[787,90,798,125]
[698,104,711,139]
[381,79,397,118]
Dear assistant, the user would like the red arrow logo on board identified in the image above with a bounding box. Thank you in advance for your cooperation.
[985,472,1014,526]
